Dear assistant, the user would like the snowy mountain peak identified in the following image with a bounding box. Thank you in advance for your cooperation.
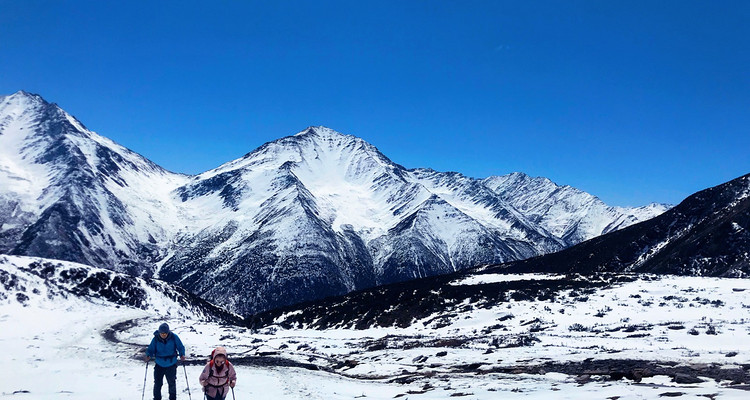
[203,126,404,190]
[1,90,46,108]
[289,126,389,161]
[294,125,350,139]
[483,172,669,244]
[0,90,69,120]
[1,90,50,122]
[0,91,190,277]
[0,90,89,140]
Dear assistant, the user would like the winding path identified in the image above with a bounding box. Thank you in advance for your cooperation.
[101,317,329,369]
[100,317,750,392]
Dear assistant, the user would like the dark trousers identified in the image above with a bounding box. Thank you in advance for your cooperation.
[153,364,177,400]
[205,387,227,400]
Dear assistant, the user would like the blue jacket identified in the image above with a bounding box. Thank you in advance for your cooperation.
[146,331,186,368]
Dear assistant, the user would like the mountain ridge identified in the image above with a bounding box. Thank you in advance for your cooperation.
[0,91,669,314]
[495,172,750,276]
[244,172,750,330]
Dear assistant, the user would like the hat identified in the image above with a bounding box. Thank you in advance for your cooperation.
[158,323,170,334]
[212,346,227,359]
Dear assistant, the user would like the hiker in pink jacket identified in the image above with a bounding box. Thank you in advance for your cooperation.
[199,346,237,400]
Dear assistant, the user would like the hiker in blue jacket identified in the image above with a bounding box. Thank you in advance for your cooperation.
[146,323,186,400]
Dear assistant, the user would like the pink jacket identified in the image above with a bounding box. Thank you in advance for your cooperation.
[199,361,237,398]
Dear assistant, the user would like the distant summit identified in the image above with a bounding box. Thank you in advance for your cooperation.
[498,172,750,276]
[0,90,187,277]
[483,172,670,244]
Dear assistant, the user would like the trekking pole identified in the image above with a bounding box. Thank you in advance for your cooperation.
[183,361,193,400]
[141,360,149,400]
[231,386,236,400]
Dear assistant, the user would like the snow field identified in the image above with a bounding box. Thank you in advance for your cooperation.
[2,254,750,399]
[136,275,750,398]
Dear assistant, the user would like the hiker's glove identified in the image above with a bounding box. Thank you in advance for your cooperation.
[230,381,236,388]
[201,380,207,387]
[145,356,150,362]
[180,356,186,361]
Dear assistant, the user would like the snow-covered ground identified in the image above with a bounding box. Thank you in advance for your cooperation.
[2,258,749,399]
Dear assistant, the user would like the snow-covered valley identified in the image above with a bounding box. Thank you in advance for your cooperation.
[1,91,747,399]
[2,255,749,399]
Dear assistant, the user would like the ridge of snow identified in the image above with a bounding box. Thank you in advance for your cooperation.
[484,172,670,244]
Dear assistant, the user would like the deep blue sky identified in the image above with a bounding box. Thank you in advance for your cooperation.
[1,1,748,206]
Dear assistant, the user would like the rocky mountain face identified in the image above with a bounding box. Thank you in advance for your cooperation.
[245,271,632,330]
[0,91,190,276]
[247,174,750,329]
[483,172,669,244]
[0,91,668,315]
[498,173,750,276]
[0,254,240,323]
[160,128,586,313]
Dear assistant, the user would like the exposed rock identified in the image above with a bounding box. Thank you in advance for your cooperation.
[673,373,704,384]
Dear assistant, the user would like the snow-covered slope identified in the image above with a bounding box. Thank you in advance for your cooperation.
[0,92,669,315]
[484,172,670,244]
[160,128,428,313]
[160,128,570,314]
[408,169,564,254]
[500,173,750,276]
[0,254,238,321]
[0,91,190,276]
[244,272,750,398]
[5,254,748,399]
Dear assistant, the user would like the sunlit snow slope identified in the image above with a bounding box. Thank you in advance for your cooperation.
[0,91,190,276]
[2,254,749,400]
